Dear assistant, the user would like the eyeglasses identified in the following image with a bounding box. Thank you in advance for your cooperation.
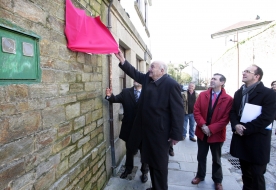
[242,70,255,74]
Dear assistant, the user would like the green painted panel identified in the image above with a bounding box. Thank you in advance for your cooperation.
[0,20,41,85]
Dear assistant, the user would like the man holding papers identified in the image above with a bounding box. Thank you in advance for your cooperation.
[230,65,276,190]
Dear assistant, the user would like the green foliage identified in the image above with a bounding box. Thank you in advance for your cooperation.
[167,63,192,84]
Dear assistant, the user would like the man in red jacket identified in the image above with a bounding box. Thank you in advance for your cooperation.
[191,73,233,190]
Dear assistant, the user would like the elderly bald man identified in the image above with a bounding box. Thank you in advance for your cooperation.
[115,52,184,190]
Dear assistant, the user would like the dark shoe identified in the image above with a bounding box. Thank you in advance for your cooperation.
[169,150,174,156]
[140,173,148,183]
[190,137,197,142]
[146,188,153,190]
[191,177,204,184]
[215,183,223,190]
[120,170,131,179]
[182,136,186,140]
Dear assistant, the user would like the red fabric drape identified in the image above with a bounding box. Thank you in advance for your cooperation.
[65,0,118,54]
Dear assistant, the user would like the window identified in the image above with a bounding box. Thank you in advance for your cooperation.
[0,22,41,85]
[136,58,142,72]
[119,46,126,90]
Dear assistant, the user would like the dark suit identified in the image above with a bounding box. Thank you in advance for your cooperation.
[106,87,148,174]
[119,61,184,190]
[230,82,276,190]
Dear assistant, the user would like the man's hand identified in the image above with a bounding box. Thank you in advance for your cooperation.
[106,88,112,97]
[114,50,125,64]
[168,138,179,145]
[235,124,246,136]
[201,124,211,136]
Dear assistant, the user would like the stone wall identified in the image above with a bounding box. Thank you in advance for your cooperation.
[0,0,107,189]
[0,0,152,189]
[213,21,276,96]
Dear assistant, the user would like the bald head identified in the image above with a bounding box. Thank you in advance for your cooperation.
[148,61,167,81]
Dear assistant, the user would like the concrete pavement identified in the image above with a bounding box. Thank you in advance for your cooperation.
[104,124,242,190]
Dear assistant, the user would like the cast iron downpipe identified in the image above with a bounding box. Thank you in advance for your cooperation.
[107,0,116,176]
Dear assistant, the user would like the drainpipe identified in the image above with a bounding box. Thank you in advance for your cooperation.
[107,0,116,176]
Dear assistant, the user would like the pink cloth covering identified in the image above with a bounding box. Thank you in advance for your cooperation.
[65,0,118,54]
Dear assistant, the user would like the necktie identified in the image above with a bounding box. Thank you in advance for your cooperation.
[212,93,217,107]
[134,90,139,102]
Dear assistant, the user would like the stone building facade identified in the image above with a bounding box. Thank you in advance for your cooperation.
[212,21,276,96]
[0,0,151,189]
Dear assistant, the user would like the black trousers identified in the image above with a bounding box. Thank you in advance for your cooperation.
[239,159,267,190]
[149,166,168,190]
[196,135,223,183]
[125,143,149,174]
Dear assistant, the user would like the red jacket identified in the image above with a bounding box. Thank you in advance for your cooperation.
[194,88,233,143]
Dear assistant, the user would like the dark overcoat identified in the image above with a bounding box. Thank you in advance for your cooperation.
[119,61,184,170]
[230,82,276,164]
[106,87,139,142]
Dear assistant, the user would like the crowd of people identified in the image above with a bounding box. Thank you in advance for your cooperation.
[105,51,276,190]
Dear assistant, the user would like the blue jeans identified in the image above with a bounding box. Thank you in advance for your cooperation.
[183,113,195,138]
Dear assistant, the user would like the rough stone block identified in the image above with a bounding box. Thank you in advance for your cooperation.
[84,64,93,73]
[59,45,75,61]
[35,129,57,150]
[65,102,80,120]
[42,106,66,129]
[70,83,84,93]
[40,39,60,58]
[36,153,61,178]
[77,52,85,64]
[84,82,94,91]
[94,97,103,110]
[97,170,106,190]
[17,102,30,113]
[74,115,85,130]
[29,84,59,99]
[0,103,16,116]
[77,92,88,101]
[56,158,69,178]
[64,72,76,82]
[58,122,72,138]
[84,122,96,135]
[82,73,91,82]
[0,86,5,103]
[78,135,90,148]
[59,83,69,95]
[81,99,94,114]
[84,138,97,155]
[46,15,64,33]
[53,136,71,154]
[42,69,56,83]
[60,145,76,160]
[85,112,93,125]
[72,130,84,143]
[25,147,51,172]
[91,109,103,121]
[69,149,83,168]
[0,159,25,190]
[0,137,34,165]
[5,85,28,102]
[8,172,36,190]
[34,168,55,190]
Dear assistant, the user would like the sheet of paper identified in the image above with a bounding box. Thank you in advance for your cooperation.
[240,103,271,130]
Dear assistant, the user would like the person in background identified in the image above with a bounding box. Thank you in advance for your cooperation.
[105,81,149,183]
[192,73,233,190]
[271,80,276,92]
[230,65,276,190]
[272,81,276,135]
[114,51,184,190]
[182,82,198,141]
